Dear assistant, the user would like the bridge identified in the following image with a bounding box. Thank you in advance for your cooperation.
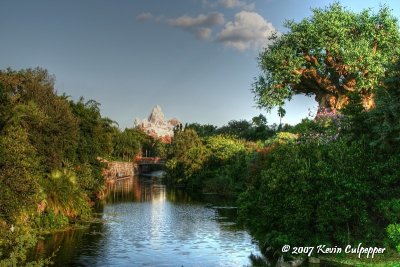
[135,157,166,165]
[100,157,167,182]
[134,157,166,175]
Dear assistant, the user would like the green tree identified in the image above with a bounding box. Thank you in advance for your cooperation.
[251,114,267,127]
[169,129,203,160]
[0,83,12,131]
[218,120,252,137]
[239,138,383,248]
[0,68,79,170]
[185,123,217,137]
[205,135,245,163]
[70,98,110,162]
[368,60,400,150]
[217,118,275,141]
[69,98,116,195]
[166,129,209,184]
[251,114,275,140]
[277,107,286,128]
[200,135,248,194]
[112,128,150,160]
[0,125,41,223]
[153,139,168,158]
[252,3,400,113]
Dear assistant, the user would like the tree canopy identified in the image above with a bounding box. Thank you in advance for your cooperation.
[0,68,79,170]
[253,3,400,113]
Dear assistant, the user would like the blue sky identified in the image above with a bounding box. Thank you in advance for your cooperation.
[1,0,400,128]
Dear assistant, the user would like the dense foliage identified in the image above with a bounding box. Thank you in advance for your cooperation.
[0,68,151,265]
[186,114,276,140]
[238,59,400,258]
[166,4,400,261]
[111,128,152,161]
[240,135,399,247]
[165,128,254,195]
[2,3,400,265]
[253,3,400,112]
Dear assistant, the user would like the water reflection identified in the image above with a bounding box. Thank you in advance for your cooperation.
[106,176,168,203]
[33,175,261,266]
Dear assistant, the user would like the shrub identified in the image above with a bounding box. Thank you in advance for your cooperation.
[387,224,400,252]
[238,138,391,248]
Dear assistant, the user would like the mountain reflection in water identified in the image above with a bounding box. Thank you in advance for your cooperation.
[32,175,261,267]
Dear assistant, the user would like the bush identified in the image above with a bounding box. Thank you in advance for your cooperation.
[0,221,53,267]
[41,169,91,221]
[35,209,69,229]
[0,125,41,224]
[166,131,250,196]
[387,224,400,252]
[238,137,396,249]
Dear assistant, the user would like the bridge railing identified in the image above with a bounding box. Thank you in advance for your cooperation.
[134,156,166,164]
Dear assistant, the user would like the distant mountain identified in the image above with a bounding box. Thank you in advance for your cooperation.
[134,105,180,143]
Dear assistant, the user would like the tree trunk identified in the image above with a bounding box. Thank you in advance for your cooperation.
[315,93,342,114]
[322,94,334,110]
[315,92,374,115]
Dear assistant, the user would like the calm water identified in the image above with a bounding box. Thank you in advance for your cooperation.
[32,175,261,266]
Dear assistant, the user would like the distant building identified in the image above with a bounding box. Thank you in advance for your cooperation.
[134,105,180,143]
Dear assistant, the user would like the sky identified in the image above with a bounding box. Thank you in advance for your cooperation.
[1,0,400,129]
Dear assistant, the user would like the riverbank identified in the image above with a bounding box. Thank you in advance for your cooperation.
[28,176,261,266]
[36,213,106,235]
[166,125,400,266]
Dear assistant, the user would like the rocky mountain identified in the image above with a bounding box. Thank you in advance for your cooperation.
[134,105,180,143]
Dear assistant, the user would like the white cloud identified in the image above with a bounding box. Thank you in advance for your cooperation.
[136,9,276,50]
[202,0,255,11]
[218,0,255,11]
[136,12,153,21]
[195,27,212,39]
[217,11,277,51]
[168,12,224,40]
[169,12,225,28]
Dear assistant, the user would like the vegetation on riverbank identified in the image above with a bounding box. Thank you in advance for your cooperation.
[166,128,249,194]
[239,4,400,262]
[0,68,153,266]
[320,252,400,267]
[165,93,400,263]
[165,3,400,265]
[2,2,400,266]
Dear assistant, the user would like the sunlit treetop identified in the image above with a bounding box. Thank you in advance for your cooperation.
[253,2,400,113]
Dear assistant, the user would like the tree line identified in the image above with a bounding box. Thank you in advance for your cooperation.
[0,68,155,266]
[2,2,400,265]
[165,3,400,264]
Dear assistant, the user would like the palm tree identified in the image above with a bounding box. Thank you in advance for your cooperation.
[278,106,286,129]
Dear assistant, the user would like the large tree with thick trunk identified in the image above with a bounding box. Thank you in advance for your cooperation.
[252,3,400,113]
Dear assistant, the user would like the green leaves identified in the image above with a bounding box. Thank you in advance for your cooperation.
[0,67,120,262]
[367,61,400,151]
[166,129,206,182]
[205,135,245,162]
[253,3,400,111]
[42,168,91,220]
[166,129,249,195]
[70,98,115,164]
[0,68,80,171]
[112,128,149,161]
[387,224,400,252]
[0,125,41,223]
[238,134,400,249]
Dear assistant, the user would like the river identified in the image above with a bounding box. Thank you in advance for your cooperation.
[31,175,262,266]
